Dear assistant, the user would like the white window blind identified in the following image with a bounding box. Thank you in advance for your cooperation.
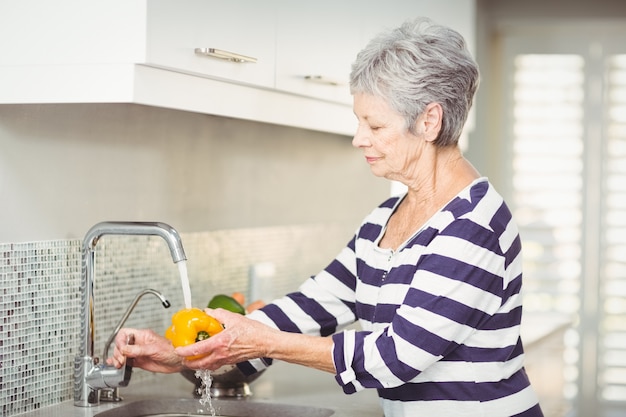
[511,53,584,416]
[502,31,626,417]
[601,54,626,404]
[512,54,584,316]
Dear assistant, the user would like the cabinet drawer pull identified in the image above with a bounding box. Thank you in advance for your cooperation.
[304,75,342,86]
[194,48,257,63]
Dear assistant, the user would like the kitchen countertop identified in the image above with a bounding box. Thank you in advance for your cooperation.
[16,361,383,417]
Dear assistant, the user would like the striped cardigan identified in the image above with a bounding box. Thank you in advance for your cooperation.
[245,178,543,417]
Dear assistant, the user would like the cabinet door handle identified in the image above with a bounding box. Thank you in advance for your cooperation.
[194,48,257,63]
[304,75,343,86]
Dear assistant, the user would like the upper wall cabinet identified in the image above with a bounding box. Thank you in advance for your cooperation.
[0,1,146,102]
[0,0,474,136]
[146,0,276,89]
[274,1,361,105]
[273,0,475,106]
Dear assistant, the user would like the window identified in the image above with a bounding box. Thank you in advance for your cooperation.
[511,53,584,317]
[601,53,626,406]
[499,27,626,417]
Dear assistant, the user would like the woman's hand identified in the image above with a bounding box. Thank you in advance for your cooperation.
[175,308,276,370]
[106,328,184,374]
[177,307,335,374]
[106,307,336,375]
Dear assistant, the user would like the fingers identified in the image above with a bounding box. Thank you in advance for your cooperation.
[107,337,137,368]
[120,343,144,358]
[175,312,265,370]
[204,307,241,326]
[204,306,225,318]
[174,337,213,358]
[178,339,231,371]
[108,314,266,373]
[107,328,154,368]
[108,347,126,369]
[110,328,184,373]
[182,355,219,371]
[173,329,231,371]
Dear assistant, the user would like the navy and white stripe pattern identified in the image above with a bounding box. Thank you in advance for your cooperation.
[246,178,543,416]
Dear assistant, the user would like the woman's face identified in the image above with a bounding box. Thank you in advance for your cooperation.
[352,93,424,183]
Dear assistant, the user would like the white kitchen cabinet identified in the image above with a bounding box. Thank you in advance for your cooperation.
[146,0,276,89]
[0,0,276,97]
[0,0,353,134]
[0,0,475,136]
[274,1,361,105]
[0,1,145,67]
[273,0,475,106]
[0,1,144,102]
[0,0,275,89]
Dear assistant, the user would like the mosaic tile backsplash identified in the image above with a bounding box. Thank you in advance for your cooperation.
[0,224,344,416]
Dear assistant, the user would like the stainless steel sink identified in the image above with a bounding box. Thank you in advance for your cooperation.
[94,398,334,417]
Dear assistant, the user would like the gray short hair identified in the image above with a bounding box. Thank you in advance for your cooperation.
[350,17,479,147]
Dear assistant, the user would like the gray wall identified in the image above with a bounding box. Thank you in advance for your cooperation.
[0,103,389,242]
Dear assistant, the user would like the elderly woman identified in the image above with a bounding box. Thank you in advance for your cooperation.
[110,17,544,417]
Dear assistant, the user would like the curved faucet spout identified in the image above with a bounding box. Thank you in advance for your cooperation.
[99,289,170,403]
[103,288,170,360]
[75,221,187,407]
[84,221,187,263]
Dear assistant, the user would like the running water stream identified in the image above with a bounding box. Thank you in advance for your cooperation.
[177,260,192,309]
[196,369,216,416]
[177,260,216,415]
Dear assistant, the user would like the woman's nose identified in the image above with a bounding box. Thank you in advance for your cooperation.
[352,125,370,148]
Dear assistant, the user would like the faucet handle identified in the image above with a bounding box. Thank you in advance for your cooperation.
[85,334,135,389]
[119,334,135,387]
[85,363,125,389]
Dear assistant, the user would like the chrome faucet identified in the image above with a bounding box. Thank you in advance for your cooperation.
[74,221,187,407]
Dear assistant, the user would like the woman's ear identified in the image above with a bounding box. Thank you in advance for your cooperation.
[414,102,443,143]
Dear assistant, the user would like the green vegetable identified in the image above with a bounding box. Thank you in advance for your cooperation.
[207,294,246,315]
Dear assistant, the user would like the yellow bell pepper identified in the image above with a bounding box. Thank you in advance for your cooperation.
[165,308,223,352]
